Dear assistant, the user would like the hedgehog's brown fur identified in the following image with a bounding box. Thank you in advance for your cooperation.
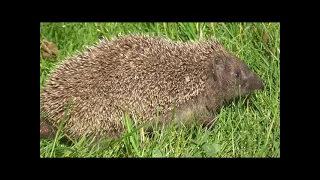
[40,34,264,140]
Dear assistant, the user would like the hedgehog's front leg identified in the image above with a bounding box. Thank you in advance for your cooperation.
[198,112,217,127]
[174,103,217,127]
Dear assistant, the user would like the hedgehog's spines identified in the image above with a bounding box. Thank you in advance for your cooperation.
[67,34,225,63]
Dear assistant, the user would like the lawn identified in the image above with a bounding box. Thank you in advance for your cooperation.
[40,22,280,158]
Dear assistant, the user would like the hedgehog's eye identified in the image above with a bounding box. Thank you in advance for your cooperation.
[235,72,241,78]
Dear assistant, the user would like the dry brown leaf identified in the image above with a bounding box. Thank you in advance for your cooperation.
[40,39,58,58]
[263,31,269,43]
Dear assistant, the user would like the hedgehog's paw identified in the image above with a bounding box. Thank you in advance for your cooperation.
[199,115,217,128]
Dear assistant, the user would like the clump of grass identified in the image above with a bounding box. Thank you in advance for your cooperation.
[40,22,280,158]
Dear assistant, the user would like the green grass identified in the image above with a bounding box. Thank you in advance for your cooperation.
[40,22,280,158]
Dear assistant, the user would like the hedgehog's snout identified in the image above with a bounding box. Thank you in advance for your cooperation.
[248,76,264,91]
[260,80,264,90]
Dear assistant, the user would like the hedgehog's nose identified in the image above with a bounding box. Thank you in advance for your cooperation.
[256,79,264,90]
[260,80,264,90]
[249,79,264,91]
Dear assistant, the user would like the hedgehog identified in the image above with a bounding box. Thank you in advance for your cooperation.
[40,34,264,141]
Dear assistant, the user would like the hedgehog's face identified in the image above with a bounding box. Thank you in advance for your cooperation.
[213,53,264,97]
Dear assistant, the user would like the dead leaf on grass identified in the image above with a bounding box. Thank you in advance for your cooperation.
[40,39,58,58]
